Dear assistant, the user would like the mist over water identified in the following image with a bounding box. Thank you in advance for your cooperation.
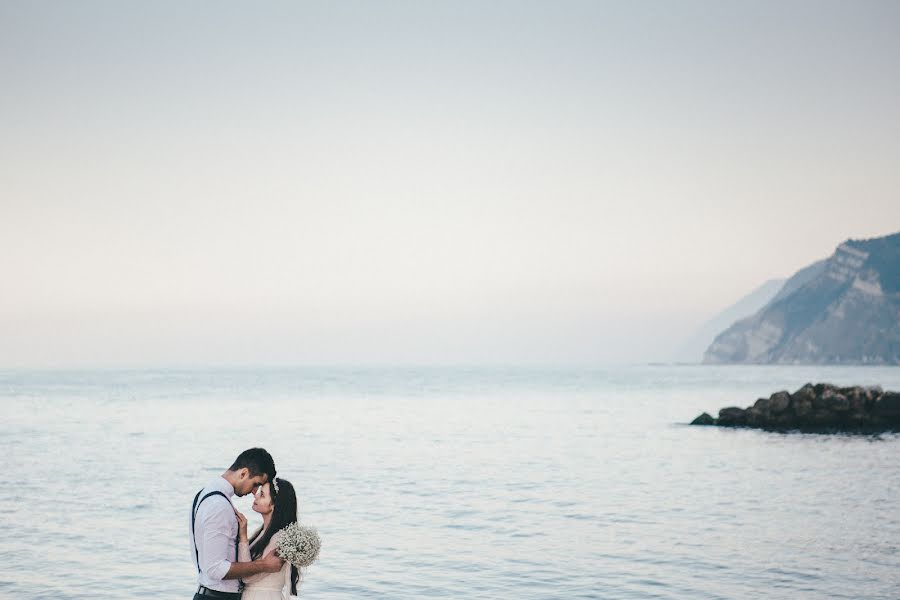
[3,365,899,599]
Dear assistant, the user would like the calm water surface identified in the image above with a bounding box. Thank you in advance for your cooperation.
[2,366,899,599]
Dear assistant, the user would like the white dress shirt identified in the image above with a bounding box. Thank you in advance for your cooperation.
[189,477,240,593]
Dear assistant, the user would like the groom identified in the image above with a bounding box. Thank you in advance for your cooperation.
[190,447,284,599]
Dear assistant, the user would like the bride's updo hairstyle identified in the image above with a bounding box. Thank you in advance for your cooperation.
[249,477,301,595]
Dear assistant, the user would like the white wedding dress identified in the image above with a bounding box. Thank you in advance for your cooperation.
[239,531,294,600]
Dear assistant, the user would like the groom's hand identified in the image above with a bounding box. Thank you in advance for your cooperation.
[260,550,284,573]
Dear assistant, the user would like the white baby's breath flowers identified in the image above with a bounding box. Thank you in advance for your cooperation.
[276,522,321,569]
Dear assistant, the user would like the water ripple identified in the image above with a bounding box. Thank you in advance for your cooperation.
[3,365,900,599]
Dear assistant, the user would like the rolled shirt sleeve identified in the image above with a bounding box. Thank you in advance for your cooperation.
[198,504,237,581]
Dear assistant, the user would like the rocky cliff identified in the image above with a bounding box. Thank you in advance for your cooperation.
[703,232,900,365]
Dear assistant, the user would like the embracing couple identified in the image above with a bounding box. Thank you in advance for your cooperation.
[190,447,302,600]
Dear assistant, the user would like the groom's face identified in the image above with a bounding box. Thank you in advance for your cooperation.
[234,469,269,497]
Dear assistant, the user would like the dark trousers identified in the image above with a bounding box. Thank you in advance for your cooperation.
[193,590,242,600]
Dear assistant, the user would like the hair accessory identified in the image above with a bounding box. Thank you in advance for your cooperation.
[272,477,280,493]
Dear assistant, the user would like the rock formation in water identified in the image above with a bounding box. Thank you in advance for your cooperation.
[691,383,900,432]
[703,231,900,365]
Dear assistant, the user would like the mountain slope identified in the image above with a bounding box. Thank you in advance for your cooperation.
[703,232,900,365]
[676,278,785,363]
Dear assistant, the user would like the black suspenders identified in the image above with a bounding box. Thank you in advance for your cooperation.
[191,489,237,574]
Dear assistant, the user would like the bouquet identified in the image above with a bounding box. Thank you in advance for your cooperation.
[275,522,321,568]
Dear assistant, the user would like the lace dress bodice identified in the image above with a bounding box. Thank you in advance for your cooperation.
[239,530,293,599]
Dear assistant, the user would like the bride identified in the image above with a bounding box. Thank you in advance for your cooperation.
[236,478,301,599]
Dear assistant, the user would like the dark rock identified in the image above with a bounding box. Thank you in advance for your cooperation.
[814,382,838,396]
[718,406,747,427]
[691,412,715,426]
[767,413,797,428]
[807,410,840,427]
[813,391,830,410]
[846,413,873,428]
[847,388,867,414]
[746,407,767,427]
[873,392,900,419]
[864,386,882,408]
[768,391,791,414]
[695,383,899,433]
[822,390,850,412]
[795,382,815,394]
[792,384,815,417]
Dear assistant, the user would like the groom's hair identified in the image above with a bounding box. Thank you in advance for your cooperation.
[229,447,276,482]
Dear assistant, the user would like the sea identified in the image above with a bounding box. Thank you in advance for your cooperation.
[2,365,899,599]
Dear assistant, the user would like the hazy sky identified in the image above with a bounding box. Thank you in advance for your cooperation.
[2,1,899,367]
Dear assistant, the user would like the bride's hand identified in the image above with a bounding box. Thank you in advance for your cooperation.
[235,510,248,543]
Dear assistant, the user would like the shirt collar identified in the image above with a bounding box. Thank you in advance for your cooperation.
[217,476,235,498]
